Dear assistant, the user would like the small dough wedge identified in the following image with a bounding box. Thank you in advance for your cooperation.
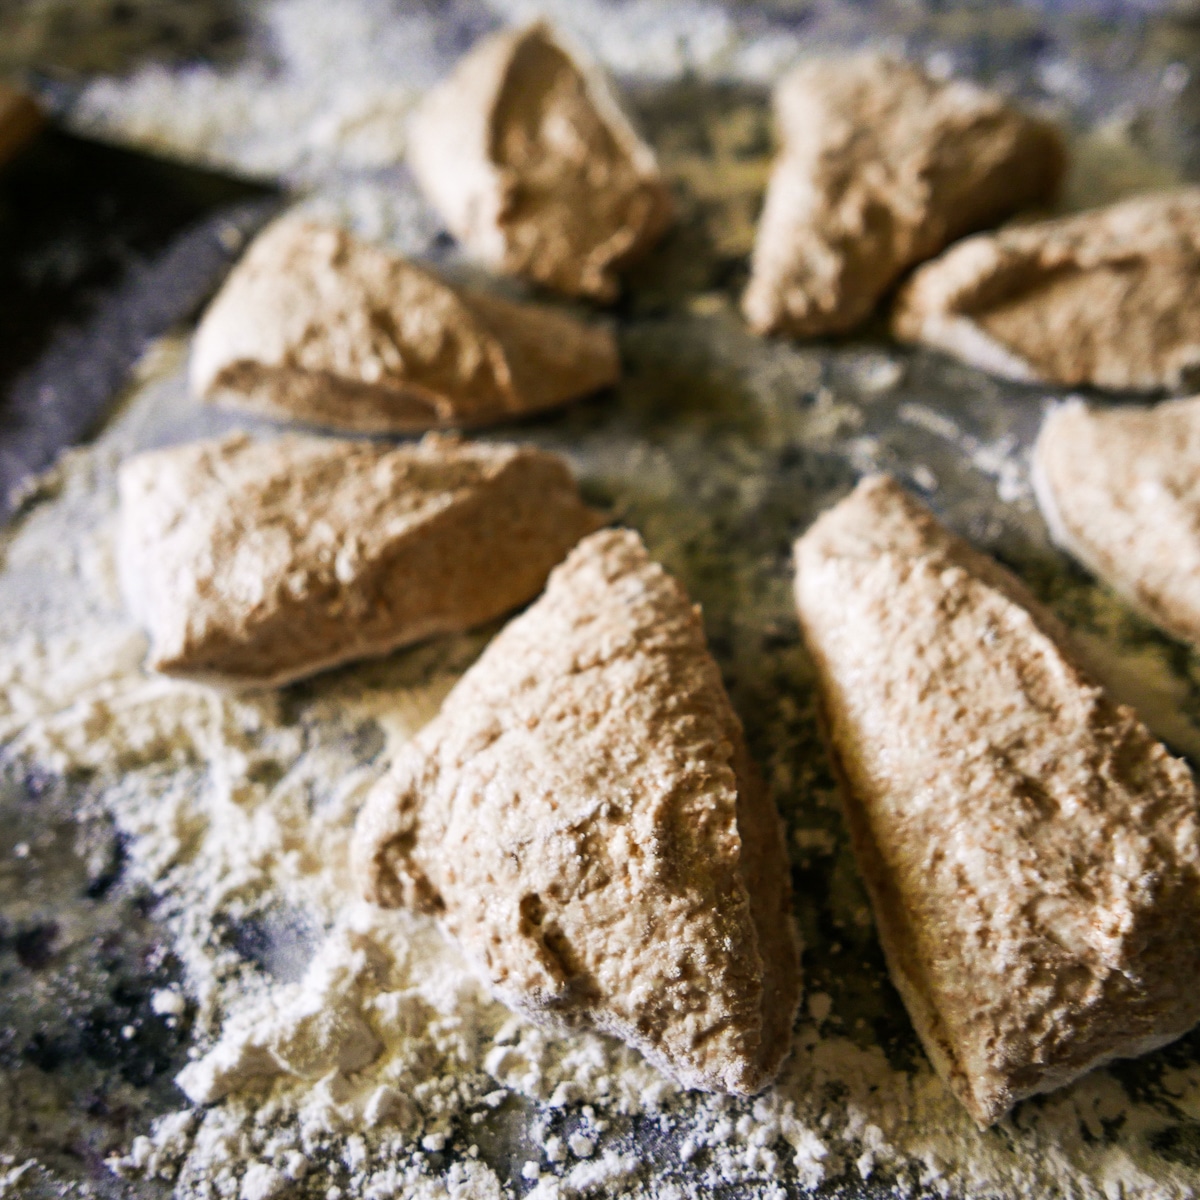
[407,22,674,301]
[743,54,1064,337]
[191,218,621,432]
[893,190,1200,391]
[794,475,1200,1127]
[354,528,801,1094]
[1034,395,1200,647]
[118,432,602,687]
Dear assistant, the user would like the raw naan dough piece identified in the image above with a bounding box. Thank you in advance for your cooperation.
[354,528,801,1095]
[743,54,1064,337]
[1034,396,1200,647]
[407,22,674,302]
[190,217,621,433]
[893,190,1200,391]
[794,475,1200,1127]
[118,432,602,687]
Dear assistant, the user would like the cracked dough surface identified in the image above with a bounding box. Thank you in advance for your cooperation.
[354,528,801,1095]
[892,189,1200,391]
[190,217,620,432]
[408,22,673,301]
[118,431,602,687]
[743,53,1064,337]
[794,475,1200,1127]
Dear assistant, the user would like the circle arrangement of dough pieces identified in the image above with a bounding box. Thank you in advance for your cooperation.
[4,4,1200,1200]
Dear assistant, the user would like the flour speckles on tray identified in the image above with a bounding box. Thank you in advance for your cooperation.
[6,1,1200,1198]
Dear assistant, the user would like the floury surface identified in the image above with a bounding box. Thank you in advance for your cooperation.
[4,1,1200,1197]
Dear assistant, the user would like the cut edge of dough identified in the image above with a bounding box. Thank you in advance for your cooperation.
[725,732,805,1093]
[147,609,485,692]
[353,528,801,1096]
[188,217,623,433]
[1031,398,1200,649]
[120,434,606,689]
[142,495,607,689]
[408,21,672,299]
[198,367,459,435]
[810,690,992,1117]
[892,306,1042,385]
[521,21,664,185]
[795,475,1200,1126]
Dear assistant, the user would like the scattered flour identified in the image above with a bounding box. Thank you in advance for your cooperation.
[57,0,1173,259]
[2,495,667,1196]
[70,0,439,180]
[0,349,1198,1199]
[5,2,1200,1195]
[65,0,805,186]
[897,401,1029,503]
[0,1155,36,1199]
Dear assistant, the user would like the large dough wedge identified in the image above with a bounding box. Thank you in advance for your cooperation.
[354,528,801,1094]
[794,475,1200,1126]
[191,218,620,433]
[892,190,1200,391]
[407,23,673,301]
[1034,396,1200,648]
[743,54,1063,338]
[119,432,601,687]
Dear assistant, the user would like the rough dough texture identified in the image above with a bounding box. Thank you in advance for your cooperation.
[794,475,1200,1127]
[743,54,1064,338]
[190,217,621,432]
[893,190,1200,391]
[1034,396,1200,647]
[118,432,602,687]
[407,22,674,302]
[353,528,801,1095]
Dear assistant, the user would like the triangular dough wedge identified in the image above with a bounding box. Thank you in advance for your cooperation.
[893,190,1200,391]
[795,475,1200,1127]
[190,217,620,432]
[743,54,1064,337]
[118,432,602,687]
[407,22,674,301]
[353,528,801,1094]
[1034,395,1200,647]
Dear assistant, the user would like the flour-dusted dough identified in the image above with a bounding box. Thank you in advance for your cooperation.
[354,528,801,1095]
[190,218,621,433]
[794,475,1200,1127]
[893,190,1200,391]
[118,432,602,687]
[1034,396,1200,648]
[742,55,1064,338]
[407,22,674,302]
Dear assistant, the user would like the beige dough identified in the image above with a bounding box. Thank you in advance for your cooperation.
[743,54,1064,338]
[1034,395,1200,647]
[794,475,1200,1127]
[892,189,1200,391]
[118,431,602,687]
[407,22,674,302]
[353,528,801,1095]
[190,217,621,433]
